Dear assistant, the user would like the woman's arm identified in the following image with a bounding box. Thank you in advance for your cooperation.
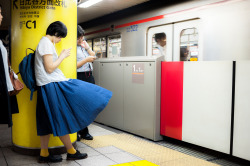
[43,48,71,74]
[86,47,95,56]
[77,41,96,69]
[77,56,96,69]
[81,41,95,56]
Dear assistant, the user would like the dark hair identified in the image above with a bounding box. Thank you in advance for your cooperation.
[180,46,189,57]
[0,4,2,9]
[77,25,85,38]
[46,21,67,38]
[155,33,166,42]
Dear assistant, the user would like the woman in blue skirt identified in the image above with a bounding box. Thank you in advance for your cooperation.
[34,21,112,163]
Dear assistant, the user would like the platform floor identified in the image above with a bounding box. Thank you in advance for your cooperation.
[0,122,249,166]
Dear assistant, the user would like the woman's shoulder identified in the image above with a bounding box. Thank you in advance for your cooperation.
[39,36,51,43]
[77,45,82,49]
[38,37,52,47]
[36,37,54,55]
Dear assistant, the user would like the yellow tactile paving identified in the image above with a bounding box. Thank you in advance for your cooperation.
[111,160,159,166]
[81,133,219,166]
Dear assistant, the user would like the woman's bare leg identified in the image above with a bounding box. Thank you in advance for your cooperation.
[59,134,73,149]
[38,134,62,163]
[40,134,50,157]
[59,134,87,160]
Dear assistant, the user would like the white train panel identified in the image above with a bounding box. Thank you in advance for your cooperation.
[182,61,232,153]
[233,61,250,161]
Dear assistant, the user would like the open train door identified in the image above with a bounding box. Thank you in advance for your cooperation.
[147,24,173,61]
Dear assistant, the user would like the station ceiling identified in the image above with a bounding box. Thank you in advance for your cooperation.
[0,0,185,30]
[77,0,150,23]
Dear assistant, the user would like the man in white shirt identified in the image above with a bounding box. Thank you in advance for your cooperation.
[154,33,166,56]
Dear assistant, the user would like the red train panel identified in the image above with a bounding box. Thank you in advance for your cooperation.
[160,62,184,140]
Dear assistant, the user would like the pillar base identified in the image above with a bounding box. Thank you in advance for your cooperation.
[12,142,77,156]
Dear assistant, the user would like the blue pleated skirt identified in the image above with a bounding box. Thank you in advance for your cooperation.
[36,79,112,136]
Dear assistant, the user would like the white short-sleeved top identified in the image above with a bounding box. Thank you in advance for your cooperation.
[0,40,13,92]
[35,36,68,86]
[76,46,93,72]
[155,44,166,56]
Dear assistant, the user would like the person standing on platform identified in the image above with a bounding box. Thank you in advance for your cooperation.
[76,25,96,141]
[0,4,19,127]
[34,21,112,163]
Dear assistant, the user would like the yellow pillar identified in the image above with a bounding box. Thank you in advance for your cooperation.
[11,0,77,154]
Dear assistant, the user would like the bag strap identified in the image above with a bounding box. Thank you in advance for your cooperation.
[30,90,33,100]
[26,48,35,56]
[8,57,20,75]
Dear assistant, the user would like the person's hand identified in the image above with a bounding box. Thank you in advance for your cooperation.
[85,56,96,62]
[60,48,72,59]
[81,41,90,50]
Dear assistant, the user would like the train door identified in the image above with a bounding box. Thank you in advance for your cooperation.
[147,24,173,61]
[173,19,202,61]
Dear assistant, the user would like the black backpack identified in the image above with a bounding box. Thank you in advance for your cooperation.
[19,48,37,100]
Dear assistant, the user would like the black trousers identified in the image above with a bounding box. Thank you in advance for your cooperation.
[77,71,95,135]
[77,71,95,84]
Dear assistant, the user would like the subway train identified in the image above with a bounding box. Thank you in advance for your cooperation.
[80,0,250,162]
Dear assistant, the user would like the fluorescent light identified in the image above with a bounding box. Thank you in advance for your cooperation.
[78,0,103,8]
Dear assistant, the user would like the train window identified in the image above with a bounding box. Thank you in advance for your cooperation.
[93,37,107,58]
[86,39,92,50]
[180,28,199,61]
[152,32,166,56]
[107,34,121,58]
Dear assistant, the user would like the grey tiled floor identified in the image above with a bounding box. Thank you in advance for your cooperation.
[0,122,250,166]
[0,123,141,166]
